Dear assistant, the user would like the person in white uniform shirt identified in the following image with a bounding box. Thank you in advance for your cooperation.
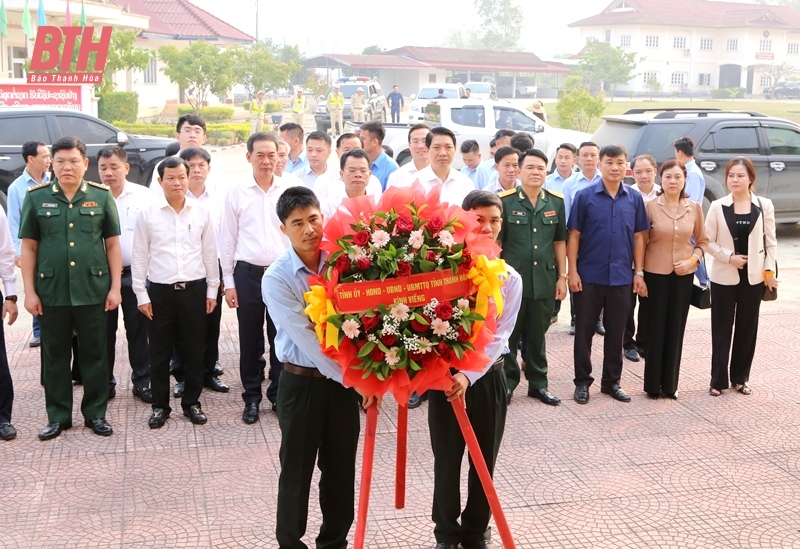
[98,146,154,404]
[485,147,520,195]
[630,154,661,201]
[132,156,220,429]
[275,138,307,188]
[392,127,474,207]
[219,132,303,425]
[0,207,19,441]
[386,124,431,189]
[297,131,333,189]
[318,149,378,219]
[314,133,382,218]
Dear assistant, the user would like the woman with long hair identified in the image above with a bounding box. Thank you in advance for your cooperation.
[640,159,708,399]
[704,157,778,396]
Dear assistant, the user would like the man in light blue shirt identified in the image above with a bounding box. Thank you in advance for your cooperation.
[262,186,378,549]
[7,141,51,347]
[562,142,602,220]
[674,136,708,284]
[361,120,398,189]
[545,143,577,195]
[459,139,482,184]
[474,130,515,189]
[279,122,309,174]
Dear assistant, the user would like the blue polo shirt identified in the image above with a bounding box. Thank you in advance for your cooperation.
[562,170,602,220]
[567,181,650,287]
[544,171,569,194]
[473,159,496,190]
[285,152,308,174]
[371,151,399,190]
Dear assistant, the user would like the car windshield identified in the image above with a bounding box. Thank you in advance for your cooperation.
[328,84,363,98]
[592,121,696,159]
[418,88,459,99]
[467,83,491,93]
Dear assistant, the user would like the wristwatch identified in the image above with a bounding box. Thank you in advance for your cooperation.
[634,271,645,277]
[5,295,17,302]
[559,273,569,279]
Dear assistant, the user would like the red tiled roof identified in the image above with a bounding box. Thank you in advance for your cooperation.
[570,0,800,30]
[124,0,254,42]
[305,54,430,70]
[381,46,547,72]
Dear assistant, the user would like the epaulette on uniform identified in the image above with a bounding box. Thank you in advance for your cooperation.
[545,188,564,199]
[27,181,50,192]
[87,181,110,190]
[497,188,516,199]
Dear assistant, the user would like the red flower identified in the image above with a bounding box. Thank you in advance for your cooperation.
[457,326,470,343]
[396,214,414,234]
[428,215,445,233]
[437,342,453,361]
[356,257,371,270]
[353,230,370,247]
[434,301,453,320]
[461,249,473,268]
[409,350,424,362]
[356,339,367,351]
[362,315,379,332]
[396,261,412,277]
[335,254,351,274]
[426,250,437,261]
[381,334,397,346]
[370,347,385,362]
[410,314,430,333]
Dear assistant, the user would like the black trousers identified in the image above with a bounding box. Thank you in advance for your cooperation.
[234,262,281,406]
[573,282,630,387]
[624,291,648,352]
[710,274,763,391]
[148,280,207,414]
[428,367,507,547]
[0,291,12,424]
[275,371,360,549]
[107,268,150,389]
[643,272,692,396]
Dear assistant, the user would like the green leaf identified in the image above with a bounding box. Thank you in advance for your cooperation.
[419,260,437,272]
[451,343,465,360]
[377,341,390,353]
[447,249,463,261]
[413,312,429,325]
[357,341,376,358]
[326,316,344,329]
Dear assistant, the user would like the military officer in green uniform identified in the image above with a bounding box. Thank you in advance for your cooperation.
[498,148,567,406]
[20,137,122,441]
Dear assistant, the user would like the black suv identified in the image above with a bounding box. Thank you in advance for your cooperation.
[592,108,800,223]
[763,81,800,99]
[0,108,176,208]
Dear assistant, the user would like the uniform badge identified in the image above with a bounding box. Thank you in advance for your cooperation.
[511,210,526,216]
[41,203,58,208]
[82,201,98,207]
[544,210,557,217]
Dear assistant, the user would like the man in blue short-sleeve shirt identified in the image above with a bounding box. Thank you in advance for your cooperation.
[567,144,649,406]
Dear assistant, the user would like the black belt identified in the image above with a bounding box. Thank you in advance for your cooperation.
[236,260,268,273]
[492,357,505,372]
[149,278,205,291]
[284,363,325,378]
[122,266,132,274]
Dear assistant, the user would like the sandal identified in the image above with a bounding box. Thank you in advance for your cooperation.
[709,387,722,396]
[734,383,752,395]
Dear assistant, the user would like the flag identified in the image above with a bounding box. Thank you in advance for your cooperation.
[37,0,46,27]
[65,0,71,26]
[80,0,86,29]
[0,0,8,39]
[21,0,33,40]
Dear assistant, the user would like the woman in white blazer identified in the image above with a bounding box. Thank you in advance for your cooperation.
[704,157,778,396]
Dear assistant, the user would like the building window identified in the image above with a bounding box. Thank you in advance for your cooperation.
[673,36,687,49]
[700,38,713,50]
[643,71,658,83]
[671,72,687,85]
[605,29,612,42]
[645,35,659,48]
[586,36,597,43]
[759,39,772,52]
[726,38,738,51]
[789,43,799,54]
[620,35,631,47]
[760,75,772,87]
[143,57,157,85]
[698,73,711,86]
[7,46,27,79]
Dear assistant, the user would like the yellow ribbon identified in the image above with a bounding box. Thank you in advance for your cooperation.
[467,256,508,341]
[303,285,340,350]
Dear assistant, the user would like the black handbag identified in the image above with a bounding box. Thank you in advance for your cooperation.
[691,257,712,309]
[756,197,778,302]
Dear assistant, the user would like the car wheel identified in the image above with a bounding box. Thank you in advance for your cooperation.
[776,92,784,100]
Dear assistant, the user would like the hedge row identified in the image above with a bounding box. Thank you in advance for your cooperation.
[710,87,746,99]
[98,92,139,124]
[176,106,235,121]
[113,121,250,141]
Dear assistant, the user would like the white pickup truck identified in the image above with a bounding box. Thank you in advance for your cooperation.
[349,99,590,170]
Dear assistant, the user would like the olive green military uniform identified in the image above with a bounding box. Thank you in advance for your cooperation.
[498,187,567,392]
[19,179,121,424]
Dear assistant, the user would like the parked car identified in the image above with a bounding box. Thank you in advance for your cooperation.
[407,84,467,123]
[464,81,498,101]
[314,77,387,132]
[763,81,800,99]
[0,108,175,209]
[591,107,800,222]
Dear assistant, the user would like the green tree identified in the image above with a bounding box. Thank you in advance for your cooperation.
[645,75,662,100]
[159,41,238,113]
[234,40,298,99]
[752,62,800,98]
[573,41,641,98]
[275,43,307,86]
[556,75,606,132]
[443,0,523,51]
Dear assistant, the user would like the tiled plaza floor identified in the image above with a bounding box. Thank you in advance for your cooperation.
[2,305,800,548]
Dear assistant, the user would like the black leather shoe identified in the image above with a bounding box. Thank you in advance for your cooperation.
[0,423,17,441]
[408,391,428,409]
[270,402,278,413]
[647,392,659,399]
[595,322,606,336]
[108,385,116,400]
[213,362,224,376]
[204,376,230,393]
[434,544,459,549]
[242,403,259,424]
[258,369,266,382]
[132,386,154,404]
[183,405,207,425]
[624,348,640,362]
[85,418,113,436]
[666,391,678,400]
[568,325,576,336]
[148,408,169,429]
[601,384,631,402]
[529,387,561,405]
[462,541,498,549]
[636,346,646,357]
[550,314,558,325]
[506,389,513,405]
[574,384,590,404]
[173,381,184,397]
[29,336,41,348]
[38,421,71,440]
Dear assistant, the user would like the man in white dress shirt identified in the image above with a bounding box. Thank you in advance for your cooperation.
[314,134,382,218]
[275,138,306,188]
[385,124,430,189]
[484,147,520,195]
[318,148,377,219]
[132,156,220,428]
[297,131,333,189]
[98,146,154,404]
[220,132,303,424]
[0,207,19,441]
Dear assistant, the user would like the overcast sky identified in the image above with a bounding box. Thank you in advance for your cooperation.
[187,0,614,59]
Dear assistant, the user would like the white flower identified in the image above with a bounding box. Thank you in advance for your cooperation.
[367,333,378,343]
[371,229,391,248]
[437,230,454,248]
[418,337,433,353]
[348,246,363,260]
[385,347,400,366]
[423,298,439,317]
[431,318,450,336]
[402,253,415,263]
[408,229,425,250]
[457,298,470,311]
[390,303,410,322]
[342,319,360,339]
